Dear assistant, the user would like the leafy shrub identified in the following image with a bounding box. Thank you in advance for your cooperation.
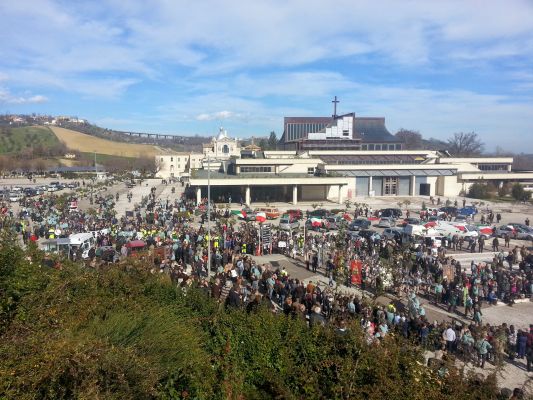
[467,183,492,199]
[0,238,515,399]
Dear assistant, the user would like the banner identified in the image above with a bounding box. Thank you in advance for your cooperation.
[350,259,362,285]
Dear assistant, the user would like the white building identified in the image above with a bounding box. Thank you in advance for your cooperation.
[188,149,533,205]
[202,127,241,160]
[155,153,203,180]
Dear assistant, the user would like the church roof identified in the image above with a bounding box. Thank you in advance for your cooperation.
[354,118,401,143]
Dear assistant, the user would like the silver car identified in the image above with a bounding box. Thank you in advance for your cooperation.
[383,227,403,240]
[511,225,533,241]
[377,217,396,228]
[279,217,300,231]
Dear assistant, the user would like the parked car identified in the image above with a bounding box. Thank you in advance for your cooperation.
[286,209,303,220]
[377,217,396,228]
[380,208,402,218]
[495,225,517,238]
[402,217,421,226]
[9,192,23,202]
[513,225,533,241]
[439,206,458,216]
[383,227,404,240]
[23,188,37,197]
[308,208,330,218]
[458,206,478,216]
[255,207,281,220]
[67,183,77,189]
[358,229,381,241]
[348,218,371,231]
[325,216,346,231]
[279,217,300,231]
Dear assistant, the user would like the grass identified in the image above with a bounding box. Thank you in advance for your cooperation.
[50,126,165,158]
[79,151,136,163]
[0,126,61,154]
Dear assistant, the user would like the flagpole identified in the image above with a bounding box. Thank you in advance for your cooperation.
[207,154,211,278]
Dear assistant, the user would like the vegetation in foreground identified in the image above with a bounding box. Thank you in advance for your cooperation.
[0,234,510,399]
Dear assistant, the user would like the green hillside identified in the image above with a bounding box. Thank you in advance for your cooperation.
[0,126,61,154]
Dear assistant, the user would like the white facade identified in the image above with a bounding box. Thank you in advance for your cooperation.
[202,127,241,160]
[308,115,354,140]
[155,153,203,179]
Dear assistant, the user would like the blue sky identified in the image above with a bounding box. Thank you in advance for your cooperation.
[1,0,533,152]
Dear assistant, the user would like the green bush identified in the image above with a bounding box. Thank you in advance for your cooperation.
[467,183,493,199]
[511,183,531,202]
[0,237,514,399]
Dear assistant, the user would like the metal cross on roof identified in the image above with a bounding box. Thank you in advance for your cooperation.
[332,96,339,118]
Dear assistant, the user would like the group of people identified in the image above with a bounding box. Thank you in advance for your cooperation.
[1,179,533,379]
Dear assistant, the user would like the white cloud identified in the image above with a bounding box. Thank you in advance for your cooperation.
[195,111,239,121]
[1,0,533,89]
[0,87,48,104]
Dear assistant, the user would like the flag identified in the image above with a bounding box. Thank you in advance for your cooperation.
[231,210,247,219]
[255,212,266,223]
[310,217,322,227]
[479,226,493,235]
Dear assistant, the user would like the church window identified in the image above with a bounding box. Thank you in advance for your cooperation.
[223,144,229,154]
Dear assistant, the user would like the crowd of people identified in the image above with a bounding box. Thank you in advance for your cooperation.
[1,179,533,380]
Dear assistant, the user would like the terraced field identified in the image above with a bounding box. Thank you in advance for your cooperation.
[50,126,164,158]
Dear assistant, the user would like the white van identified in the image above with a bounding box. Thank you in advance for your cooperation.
[69,233,96,259]
[434,222,462,236]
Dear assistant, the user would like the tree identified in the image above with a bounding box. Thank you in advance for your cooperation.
[395,129,423,150]
[447,132,484,156]
[511,183,531,202]
[267,131,277,150]
[258,138,267,150]
[468,183,491,199]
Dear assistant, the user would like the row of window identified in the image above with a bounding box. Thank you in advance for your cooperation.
[240,166,272,173]
[286,123,328,142]
[161,156,184,162]
[332,160,421,165]
[362,143,402,151]
[478,164,509,171]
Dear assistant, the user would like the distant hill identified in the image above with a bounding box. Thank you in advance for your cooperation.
[49,126,167,158]
[57,121,209,152]
[0,126,62,154]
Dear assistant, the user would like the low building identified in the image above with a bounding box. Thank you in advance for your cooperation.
[188,149,533,205]
[155,153,203,180]
[155,124,533,204]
